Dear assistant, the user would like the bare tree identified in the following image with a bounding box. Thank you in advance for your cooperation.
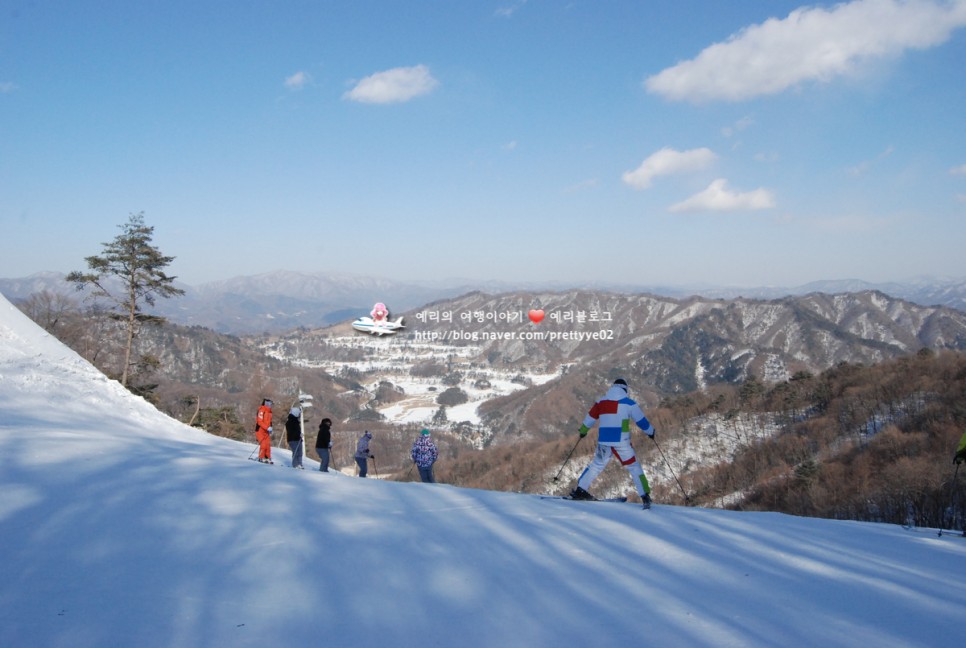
[67,212,185,387]
[19,289,77,333]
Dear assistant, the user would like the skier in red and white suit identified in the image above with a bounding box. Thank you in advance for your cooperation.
[570,378,655,508]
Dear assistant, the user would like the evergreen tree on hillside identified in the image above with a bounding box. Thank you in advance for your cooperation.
[67,212,185,387]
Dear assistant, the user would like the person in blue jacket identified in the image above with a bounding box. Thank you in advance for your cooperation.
[570,378,656,509]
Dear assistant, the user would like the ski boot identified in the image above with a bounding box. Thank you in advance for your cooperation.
[570,486,595,501]
[641,493,652,510]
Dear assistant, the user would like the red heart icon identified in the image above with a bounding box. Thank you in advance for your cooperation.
[528,309,545,324]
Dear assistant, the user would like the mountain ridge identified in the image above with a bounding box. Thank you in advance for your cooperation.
[3,270,966,334]
[260,288,966,449]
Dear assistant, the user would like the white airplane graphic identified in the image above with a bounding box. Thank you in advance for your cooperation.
[351,316,406,336]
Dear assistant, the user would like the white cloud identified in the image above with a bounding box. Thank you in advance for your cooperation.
[495,1,527,18]
[645,0,966,103]
[284,71,309,90]
[847,145,895,176]
[622,147,717,190]
[950,164,966,176]
[564,178,599,193]
[669,178,776,213]
[722,116,754,138]
[343,64,439,104]
[808,213,889,232]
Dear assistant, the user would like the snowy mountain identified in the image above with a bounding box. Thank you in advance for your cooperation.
[0,270,476,335]
[258,288,966,448]
[4,270,966,334]
[691,276,966,312]
[381,289,966,387]
[1,293,964,647]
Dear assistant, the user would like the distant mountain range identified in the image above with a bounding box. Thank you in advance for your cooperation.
[10,269,966,453]
[2,270,965,335]
[265,286,966,446]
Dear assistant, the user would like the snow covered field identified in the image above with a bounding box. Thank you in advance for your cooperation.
[266,332,561,441]
[1,293,964,648]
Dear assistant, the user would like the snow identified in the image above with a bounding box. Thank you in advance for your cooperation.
[264,332,561,438]
[1,293,964,647]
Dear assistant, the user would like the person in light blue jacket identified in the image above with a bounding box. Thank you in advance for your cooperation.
[355,431,373,477]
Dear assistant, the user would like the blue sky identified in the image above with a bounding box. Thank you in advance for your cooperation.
[2,0,966,288]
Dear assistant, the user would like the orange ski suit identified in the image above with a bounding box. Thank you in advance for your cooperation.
[255,404,273,460]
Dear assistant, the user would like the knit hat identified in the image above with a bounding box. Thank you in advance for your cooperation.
[421,429,430,436]
[290,407,301,417]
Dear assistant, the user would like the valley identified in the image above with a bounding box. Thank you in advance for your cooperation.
[260,326,563,448]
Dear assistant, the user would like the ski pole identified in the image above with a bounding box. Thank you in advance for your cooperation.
[552,436,583,482]
[406,462,416,480]
[938,462,961,537]
[651,436,690,505]
[371,456,379,479]
[957,463,965,537]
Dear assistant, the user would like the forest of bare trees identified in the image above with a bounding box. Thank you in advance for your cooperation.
[440,349,966,533]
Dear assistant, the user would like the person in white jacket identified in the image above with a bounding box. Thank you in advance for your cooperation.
[355,431,374,477]
[570,378,656,509]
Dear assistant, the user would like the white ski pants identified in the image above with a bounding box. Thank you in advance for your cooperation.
[577,441,650,496]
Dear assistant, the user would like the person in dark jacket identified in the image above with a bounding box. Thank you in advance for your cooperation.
[316,418,332,472]
[285,407,304,469]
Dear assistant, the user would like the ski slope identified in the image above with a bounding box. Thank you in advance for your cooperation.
[0,293,963,648]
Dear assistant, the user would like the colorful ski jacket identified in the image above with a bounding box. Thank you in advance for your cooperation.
[580,384,654,444]
[411,436,439,468]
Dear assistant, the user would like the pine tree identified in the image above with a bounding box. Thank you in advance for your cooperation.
[67,212,185,387]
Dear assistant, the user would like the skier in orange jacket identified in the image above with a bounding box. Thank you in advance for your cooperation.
[255,398,274,464]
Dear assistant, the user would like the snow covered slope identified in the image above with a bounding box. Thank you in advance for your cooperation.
[0,293,963,648]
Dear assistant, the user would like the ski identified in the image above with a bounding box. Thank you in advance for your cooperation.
[901,524,965,537]
[540,495,628,503]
